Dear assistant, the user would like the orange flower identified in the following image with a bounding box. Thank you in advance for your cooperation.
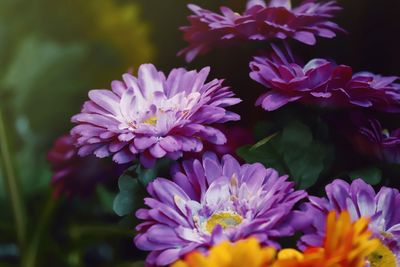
[274,211,380,267]
[171,238,276,267]
[171,211,380,267]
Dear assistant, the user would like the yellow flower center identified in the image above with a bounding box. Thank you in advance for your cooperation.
[143,116,157,125]
[368,242,397,267]
[205,212,243,233]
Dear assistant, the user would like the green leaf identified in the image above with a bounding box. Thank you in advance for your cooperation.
[238,121,332,189]
[112,159,174,217]
[136,166,157,186]
[113,175,140,217]
[283,143,327,189]
[253,121,277,141]
[279,121,313,148]
[349,166,382,185]
[237,143,288,175]
[118,175,138,192]
[251,132,279,150]
[136,158,174,186]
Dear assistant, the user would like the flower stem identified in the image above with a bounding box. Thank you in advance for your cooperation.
[23,193,57,267]
[0,109,27,252]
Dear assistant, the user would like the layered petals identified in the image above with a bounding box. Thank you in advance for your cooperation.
[250,45,400,112]
[71,64,241,167]
[179,0,343,61]
[134,153,307,266]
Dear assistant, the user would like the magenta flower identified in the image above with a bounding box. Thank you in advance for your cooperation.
[134,153,307,266]
[71,64,241,167]
[179,0,343,62]
[250,45,400,112]
[47,134,127,197]
[341,113,400,164]
[300,179,400,265]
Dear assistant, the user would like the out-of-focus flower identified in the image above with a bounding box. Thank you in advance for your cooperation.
[84,0,153,67]
[71,64,241,167]
[274,211,379,267]
[134,153,306,266]
[184,125,254,160]
[47,134,127,197]
[250,45,400,112]
[340,112,400,164]
[300,179,400,266]
[32,0,154,67]
[171,238,276,267]
[179,0,343,62]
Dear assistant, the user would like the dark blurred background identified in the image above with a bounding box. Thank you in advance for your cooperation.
[0,0,399,266]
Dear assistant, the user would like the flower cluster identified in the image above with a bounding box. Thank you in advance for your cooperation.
[179,0,343,62]
[71,64,240,167]
[249,45,400,112]
[45,0,400,266]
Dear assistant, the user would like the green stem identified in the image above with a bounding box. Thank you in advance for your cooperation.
[0,109,27,252]
[23,194,57,267]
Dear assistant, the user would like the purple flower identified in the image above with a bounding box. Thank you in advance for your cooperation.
[179,0,343,62]
[300,179,400,265]
[250,45,400,112]
[47,134,127,197]
[341,113,400,164]
[71,64,241,168]
[134,153,307,266]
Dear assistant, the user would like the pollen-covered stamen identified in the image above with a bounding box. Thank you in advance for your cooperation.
[143,116,158,125]
[368,241,397,267]
[230,173,239,199]
[204,211,243,233]
[380,231,394,239]
[192,215,201,229]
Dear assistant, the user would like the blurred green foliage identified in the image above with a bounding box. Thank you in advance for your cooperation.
[0,0,153,266]
[0,0,154,196]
